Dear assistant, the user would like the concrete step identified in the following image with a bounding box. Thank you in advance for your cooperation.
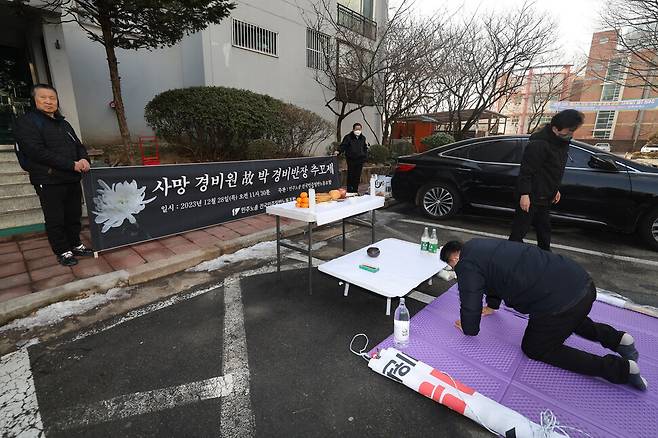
[0,151,16,162]
[0,194,41,213]
[0,208,44,229]
[0,145,13,152]
[0,183,35,197]
[0,160,23,173]
[0,172,29,185]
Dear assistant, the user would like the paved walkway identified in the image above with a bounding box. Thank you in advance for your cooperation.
[0,214,295,304]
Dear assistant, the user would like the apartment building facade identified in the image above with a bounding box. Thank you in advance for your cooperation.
[497,64,576,135]
[0,0,387,150]
[573,30,658,152]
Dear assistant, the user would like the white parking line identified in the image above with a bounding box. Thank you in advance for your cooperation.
[400,219,658,268]
[49,375,234,432]
[0,349,44,437]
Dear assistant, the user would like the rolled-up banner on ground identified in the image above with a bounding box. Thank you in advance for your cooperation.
[81,157,340,251]
[368,348,566,438]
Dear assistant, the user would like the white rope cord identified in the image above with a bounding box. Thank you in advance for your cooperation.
[349,333,374,362]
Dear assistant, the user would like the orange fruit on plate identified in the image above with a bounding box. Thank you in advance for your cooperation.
[300,192,308,198]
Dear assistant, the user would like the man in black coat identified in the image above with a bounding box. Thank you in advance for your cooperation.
[338,123,368,193]
[13,84,94,266]
[440,238,647,391]
[509,109,584,251]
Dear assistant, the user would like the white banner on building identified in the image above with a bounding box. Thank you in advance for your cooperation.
[549,97,658,112]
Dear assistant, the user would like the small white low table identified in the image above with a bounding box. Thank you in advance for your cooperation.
[266,195,386,294]
[318,238,447,314]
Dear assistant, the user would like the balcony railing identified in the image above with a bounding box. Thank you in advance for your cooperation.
[337,4,377,40]
[335,77,375,106]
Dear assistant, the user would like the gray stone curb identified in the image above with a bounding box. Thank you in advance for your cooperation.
[0,222,306,327]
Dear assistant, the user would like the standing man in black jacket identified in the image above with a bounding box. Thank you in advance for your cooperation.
[509,109,584,251]
[14,84,94,267]
[440,238,647,391]
[338,123,368,193]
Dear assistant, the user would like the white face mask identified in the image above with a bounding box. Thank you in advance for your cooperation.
[354,130,362,136]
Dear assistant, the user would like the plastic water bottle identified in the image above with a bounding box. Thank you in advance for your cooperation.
[420,227,430,251]
[370,174,377,196]
[308,188,316,210]
[394,298,410,347]
[429,229,438,253]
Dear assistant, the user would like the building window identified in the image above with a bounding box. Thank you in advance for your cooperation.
[337,3,377,40]
[599,37,609,44]
[601,83,621,101]
[338,0,375,20]
[306,28,330,70]
[604,57,626,83]
[232,19,278,57]
[593,110,616,139]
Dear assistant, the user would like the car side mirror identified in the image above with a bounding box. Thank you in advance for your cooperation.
[588,153,618,172]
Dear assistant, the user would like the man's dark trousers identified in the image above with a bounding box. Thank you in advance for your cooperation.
[34,183,83,256]
[521,281,629,384]
[509,202,551,251]
[346,159,364,193]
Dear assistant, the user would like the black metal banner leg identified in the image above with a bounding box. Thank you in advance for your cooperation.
[308,222,313,295]
[276,215,281,278]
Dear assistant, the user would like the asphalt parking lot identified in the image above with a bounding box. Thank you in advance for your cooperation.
[2,202,657,437]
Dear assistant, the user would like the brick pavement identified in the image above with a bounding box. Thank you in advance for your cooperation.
[0,214,294,304]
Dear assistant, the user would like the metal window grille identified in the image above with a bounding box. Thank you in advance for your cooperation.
[306,28,330,70]
[232,19,278,57]
[593,110,616,139]
[605,57,626,83]
[601,83,621,101]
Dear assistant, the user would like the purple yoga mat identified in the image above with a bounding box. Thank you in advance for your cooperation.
[372,285,658,437]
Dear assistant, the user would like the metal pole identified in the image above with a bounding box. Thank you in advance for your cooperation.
[276,216,281,277]
[308,222,313,295]
[342,218,346,252]
[371,210,376,243]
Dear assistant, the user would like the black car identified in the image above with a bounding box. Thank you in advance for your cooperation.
[391,135,658,250]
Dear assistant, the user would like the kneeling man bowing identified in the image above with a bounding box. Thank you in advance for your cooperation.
[440,238,647,391]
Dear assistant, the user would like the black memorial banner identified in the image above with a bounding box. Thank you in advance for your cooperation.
[81,157,339,251]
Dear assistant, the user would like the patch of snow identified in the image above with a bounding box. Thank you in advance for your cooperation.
[0,287,131,332]
[189,241,278,272]
[189,240,327,272]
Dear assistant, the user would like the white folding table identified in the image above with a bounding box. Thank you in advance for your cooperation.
[266,195,385,294]
[318,238,447,314]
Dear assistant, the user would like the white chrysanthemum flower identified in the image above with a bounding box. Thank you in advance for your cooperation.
[93,179,156,233]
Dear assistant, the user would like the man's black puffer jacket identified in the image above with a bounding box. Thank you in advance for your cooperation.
[517,124,570,204]
[13,110,89,185]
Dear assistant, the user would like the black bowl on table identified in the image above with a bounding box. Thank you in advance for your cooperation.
[367,247,380,258]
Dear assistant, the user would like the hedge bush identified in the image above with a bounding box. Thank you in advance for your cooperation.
[274,104,332,157]
[368,144,391,164]
[421,132,455,149]
[145,87,330,161]
[390,141,414,159]
[246,139,279,160]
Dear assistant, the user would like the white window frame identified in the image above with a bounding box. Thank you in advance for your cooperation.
[231,19,278,57]
[306,28,330,70]
[592,110,617,140]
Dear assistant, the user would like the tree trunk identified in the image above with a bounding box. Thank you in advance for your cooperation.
[382,121,390,145]
[98,13,133,164]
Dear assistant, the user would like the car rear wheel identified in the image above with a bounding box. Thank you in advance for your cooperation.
[638,207,658,251]
[418,183,461,219]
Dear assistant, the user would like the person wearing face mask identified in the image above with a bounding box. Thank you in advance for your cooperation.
[509,109,585,251]
[338,123,369,193]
